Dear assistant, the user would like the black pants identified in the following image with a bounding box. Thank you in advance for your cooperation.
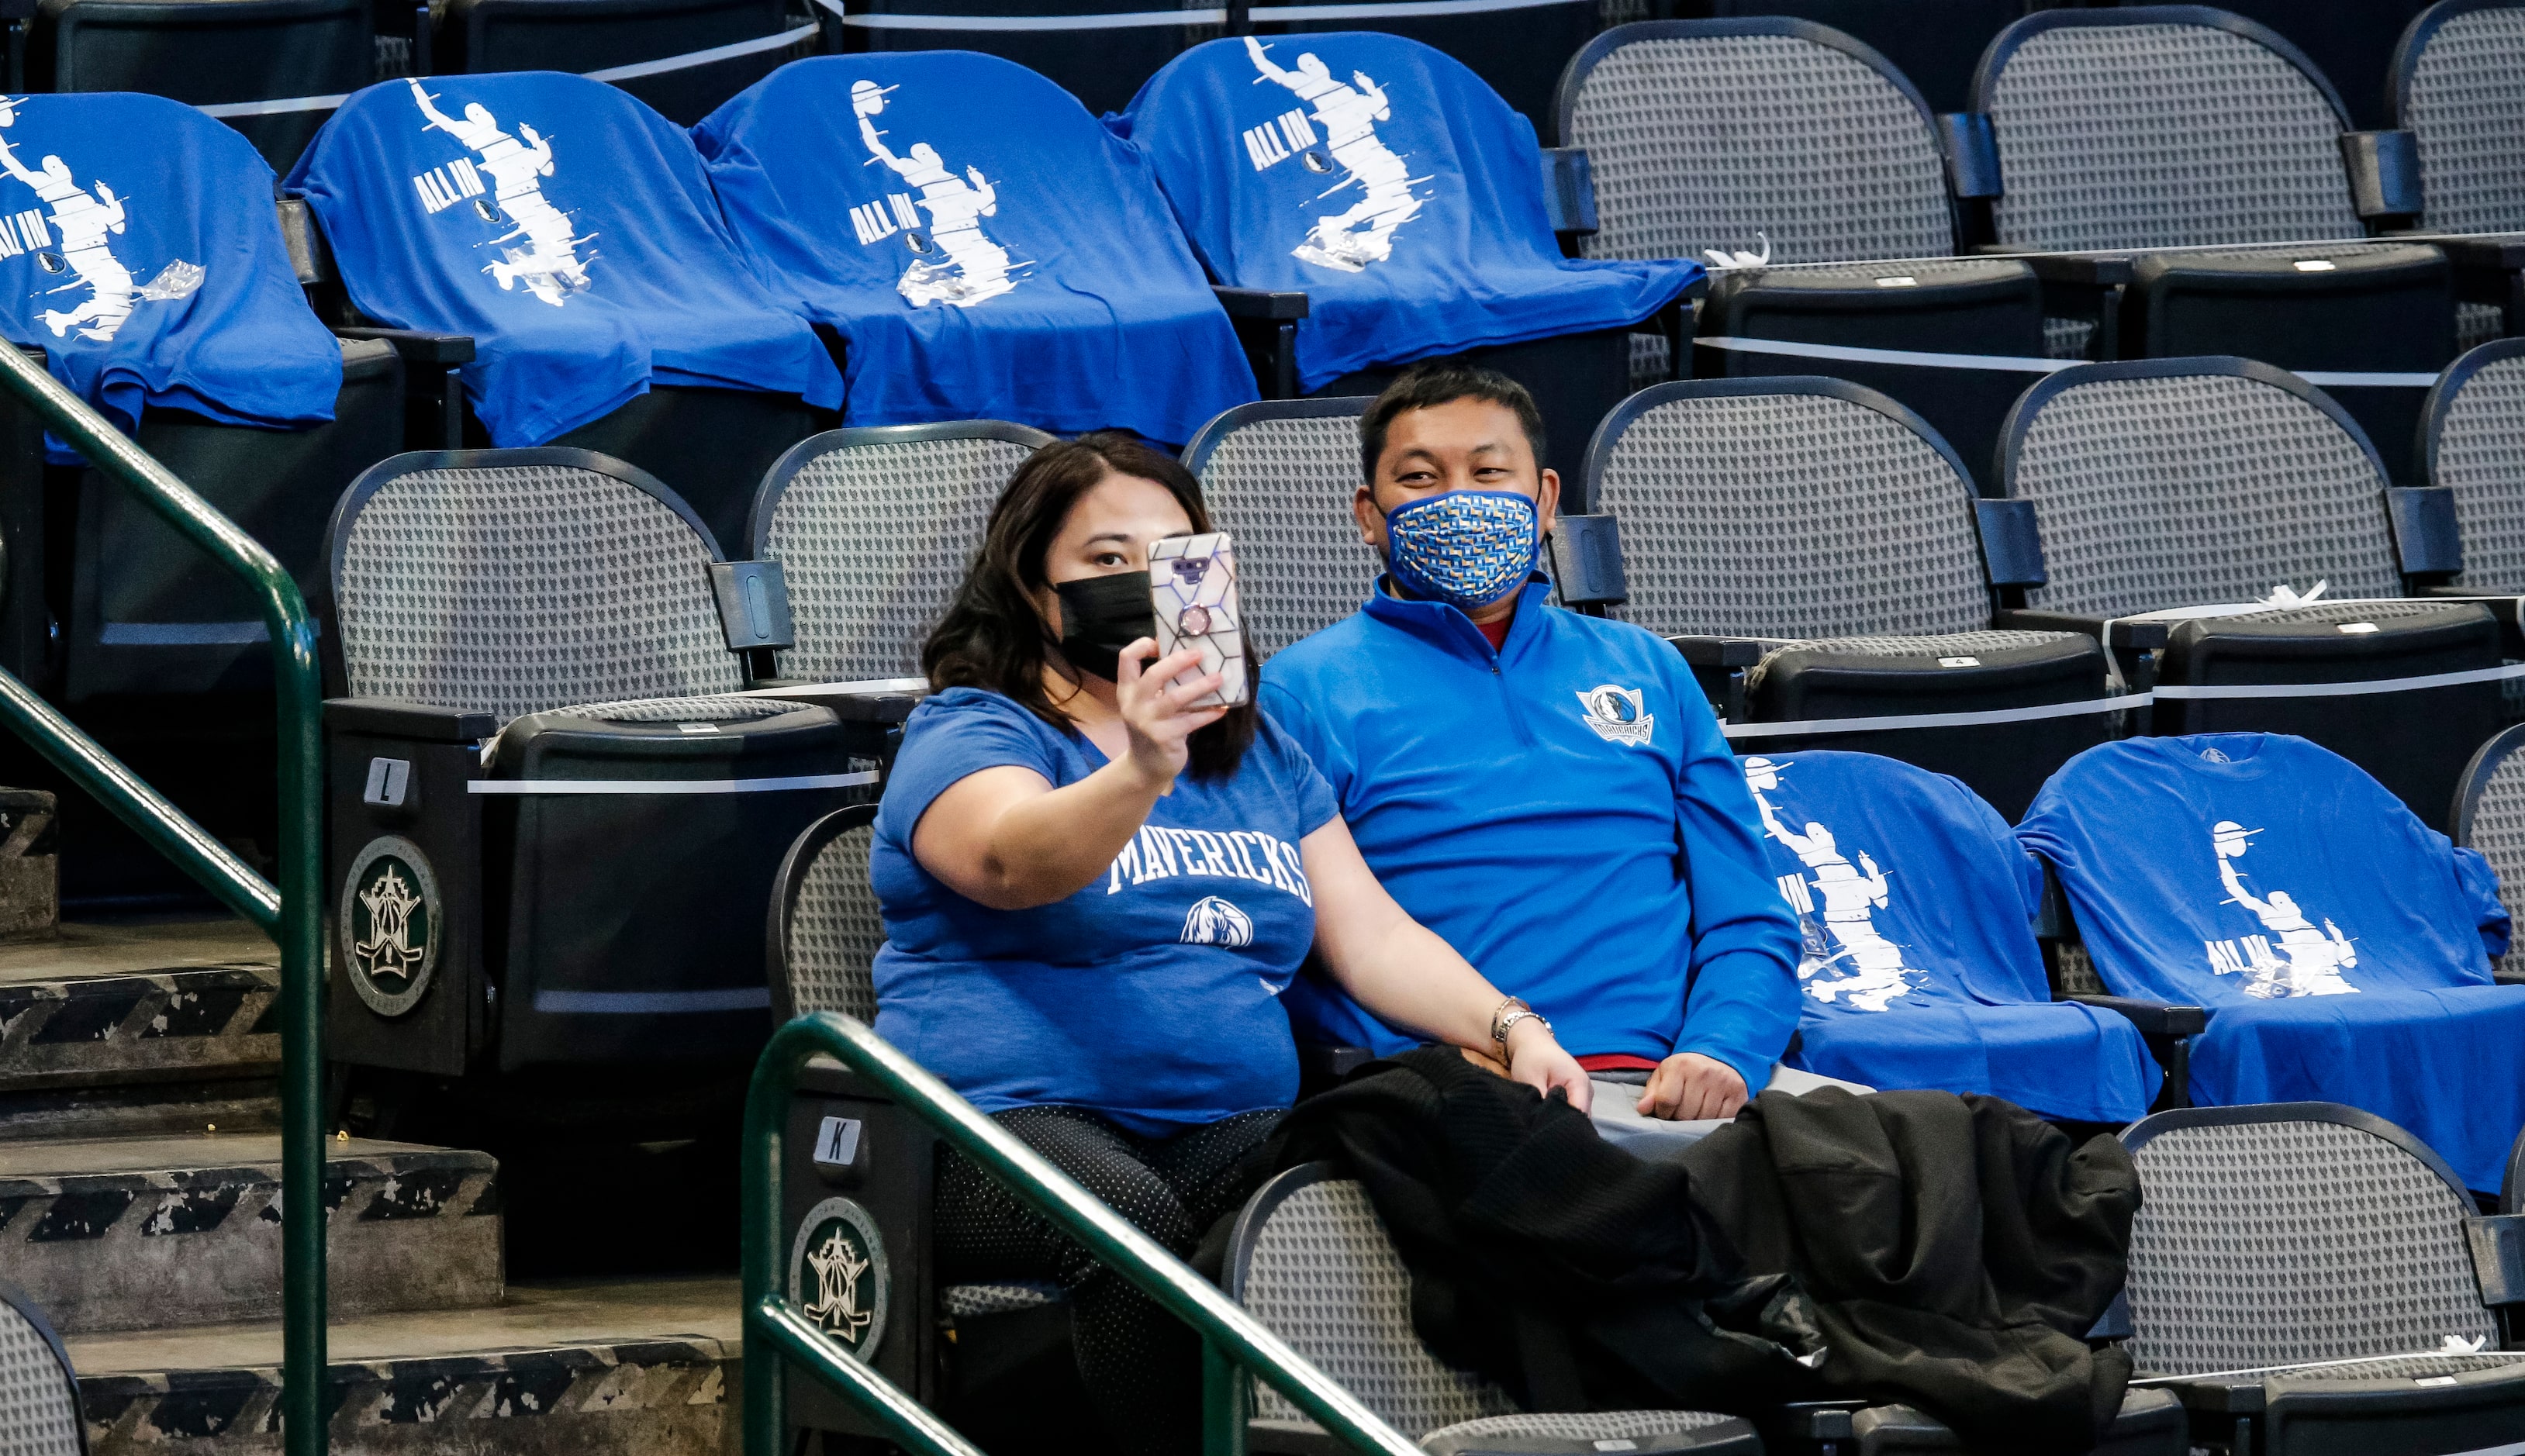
[936,1105,1283,1456]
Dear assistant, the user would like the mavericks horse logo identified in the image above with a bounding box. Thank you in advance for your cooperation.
[790,1197,890,1358]
[1181,896,1254,947]
[340,836,440,1017]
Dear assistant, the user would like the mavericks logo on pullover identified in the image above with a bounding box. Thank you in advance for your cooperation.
[1105,823,1315,908]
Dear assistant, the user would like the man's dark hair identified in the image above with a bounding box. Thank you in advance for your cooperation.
[924,430,1258,781]
[1358,360,1548,488]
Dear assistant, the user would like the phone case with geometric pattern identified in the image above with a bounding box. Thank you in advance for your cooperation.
[1148,532,1249,709]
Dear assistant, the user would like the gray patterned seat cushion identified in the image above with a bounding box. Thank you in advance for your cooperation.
[1987,21,2363,250]
[2011,373,2399,619]
[1591,392,1991,640]
[1562,33,1953,267]
[1192,415,1382,657]
[1745,630,2091,694]
[2428,349,2525,590]
[2463,747,2525,975]
[786,822,882,1021]
[544,695,805,724]
[1419,1410,1743,1455]
[2126,1120,2497,1376]
[0,1302,78,1456]
[941,1281,1065,1321]
[764,436,1041,682]
[2399,5,2525,234]
[333,461,741,724]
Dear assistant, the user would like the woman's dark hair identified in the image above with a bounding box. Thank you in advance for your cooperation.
[924,431,1259,781]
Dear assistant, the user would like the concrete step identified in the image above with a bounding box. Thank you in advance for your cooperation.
[0,917,281,1103]
[0,1133,501,1334]
[70,1276,738,1456]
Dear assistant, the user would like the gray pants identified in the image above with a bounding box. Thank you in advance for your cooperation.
[1588,1063,1872,1159]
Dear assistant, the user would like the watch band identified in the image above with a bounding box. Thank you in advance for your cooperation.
[1490,996,1550,1050]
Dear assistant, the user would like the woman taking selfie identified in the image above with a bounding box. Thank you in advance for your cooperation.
[870,431,1587,1454]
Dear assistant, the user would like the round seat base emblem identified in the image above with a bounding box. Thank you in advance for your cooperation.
[340,835,440,1017]
[789,1196,890,1358]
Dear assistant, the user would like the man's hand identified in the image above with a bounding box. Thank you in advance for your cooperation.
[1639,1052,1747,1122]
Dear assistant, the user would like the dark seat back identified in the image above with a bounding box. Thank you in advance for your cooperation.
[36,0,372,171]
[824,0,1200,119]
[2418,337,2525,592]
[443,0,803,125]
[1255,0,1596,129]
[2390,0,2525,235]
[1697,0,2030,115]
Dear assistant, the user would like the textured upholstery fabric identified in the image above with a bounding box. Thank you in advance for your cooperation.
[785,822,883,1022]
[2125,1119,2496,1375]
[1986,22,2362,250]
[334,462,741,723]
[2012,374,2399,618]
[2465,748,2525,961]
[1562,33,1953,265]
[545,695,800,723]
[1192,415,1383,657]
[2401,5,2525,233]
[1238,1178,1515,1433]
[765,435,1040,682]
[2262,1352,2525,1382]
[941,1281,1065,1320]
[2430,351,2525,588]
[1592,392,1991,639]
[2043,316,2097,361]
[2459,302,2508,352]
[1425,1410,1740,1447]
[1745,630,2088,692]
[0,1305,75,1456]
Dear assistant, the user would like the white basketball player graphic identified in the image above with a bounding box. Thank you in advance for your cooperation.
[1744,757,1923,1013]
[0,99,202,343]
[849,80,1021,309]
[2205,819,2359,998]
[408,80,593,306]
[1242,36,1428,274]
[1181,895,1255,948]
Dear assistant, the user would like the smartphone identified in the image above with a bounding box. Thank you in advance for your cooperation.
[1148,532,1250,709]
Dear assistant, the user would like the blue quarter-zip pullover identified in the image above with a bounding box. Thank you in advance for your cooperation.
[1260,578,1801,1092]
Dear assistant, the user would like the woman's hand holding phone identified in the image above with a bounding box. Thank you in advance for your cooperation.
[1114,638,1227,791]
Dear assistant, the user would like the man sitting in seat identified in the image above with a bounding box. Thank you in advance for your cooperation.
[1263,361,1801,1121]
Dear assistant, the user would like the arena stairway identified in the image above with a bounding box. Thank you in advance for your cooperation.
[0,910,741,1456]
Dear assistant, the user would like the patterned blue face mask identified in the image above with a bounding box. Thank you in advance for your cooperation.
[1383,490,1540,611]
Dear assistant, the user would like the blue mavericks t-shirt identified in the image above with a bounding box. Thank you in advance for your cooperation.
[1114,33,1704,392]
[871,687,1340,1134]
[2019,733,2525,1188]
[1741,750,2158,1123]
[286,74,842,446]
[694,53,1256,443]
[0,94,341,447]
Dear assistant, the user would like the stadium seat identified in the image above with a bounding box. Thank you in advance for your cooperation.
[1117,32,1702,480]
[1251,0,1598,133]
[0,95,407,703]
[322,448,851,1085]
[1582,376,2111,822]
[436,0,811,126]
[2450,723,2525,983]
[1180,398,1382,659]
[1555,17,2046,482]
[1231,1161,2189,1456]
[816,0,1198,119]
[0,1282,84,1454]
[2389,0,2525,347]
[285,72,845,551]
[2414,336,2525,678]
[1962,5,2459,454]
[1684,0,2030,116]
[2119,0,2433,129]
[1739,750,2171,1122]
[2019,732,2525,1192]
[767,803,1086,1452]
[2115,1103,2525,1451]
[29,0,372,171]
[696,53,1258,443]
[1995,356,2499,830]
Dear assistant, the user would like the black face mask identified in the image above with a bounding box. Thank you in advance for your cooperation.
[1054,571,1155,681]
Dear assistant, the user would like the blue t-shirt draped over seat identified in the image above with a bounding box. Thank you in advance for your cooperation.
[0,93,341,443]
[1112,33,1704,393]
[871,688,1341,1135]
[693,53,1256,444]
[1741,750,2159,1123]
[2018,733,2523,1189]
[1261,579,1801,1095]
[286,73,841,446]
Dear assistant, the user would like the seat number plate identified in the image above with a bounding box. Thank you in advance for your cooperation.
[813,1116,864,1169]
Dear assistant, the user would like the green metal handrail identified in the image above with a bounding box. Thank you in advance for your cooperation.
[743,1012,1426,1456]
[0,346,327,1456]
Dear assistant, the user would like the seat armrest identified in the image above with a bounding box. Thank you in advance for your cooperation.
[1991,608,2169,651]
[744,679,926,724]
[1665,634,1765,668]
[1936,112,2002,200]
[2342,129,2423,223]
[2070,995,2206,1037]
[335,326,477,366]
[2389,486,2464,580]
[1540,146,1598,237]
[1546,513,1625,607]
[1975,499,2046,589]
[2470,1213,2525,1308]
[1212,286,1310,320]
[323,698,497,744]
[1247,1419,1345,1456]
[1974,249,2137,288]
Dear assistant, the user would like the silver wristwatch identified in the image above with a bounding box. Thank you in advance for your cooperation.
[1490,996,1550,1051]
